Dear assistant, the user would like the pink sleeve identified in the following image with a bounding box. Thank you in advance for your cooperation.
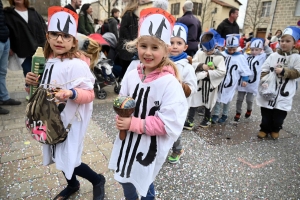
[73,88,95,104]
[129,116,167,136]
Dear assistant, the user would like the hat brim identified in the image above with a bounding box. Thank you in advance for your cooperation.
[88,33,110,46]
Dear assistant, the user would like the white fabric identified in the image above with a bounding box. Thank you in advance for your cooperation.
[171,24,187,43]
[256,52,300,111]
[139,13,172,45]
[109,69,188,196]
[8,54,23,71]
[218,51,253,104]
[41,58,95,180]
[175,59,197,106]
[190,50,226,109]
[97,52,113,75]
[15,9,28,23]
[237,53,267,95]
[48,11,77,37]
[122,60,141,85]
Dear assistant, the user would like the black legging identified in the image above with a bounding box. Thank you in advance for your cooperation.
[63,162,101,187]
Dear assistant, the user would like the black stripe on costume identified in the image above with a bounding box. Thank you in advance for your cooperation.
[47,65,54,88]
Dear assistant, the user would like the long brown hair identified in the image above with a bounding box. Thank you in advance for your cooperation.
[126,36,181,81]
[121,0,139,17]
[9,0,29,8]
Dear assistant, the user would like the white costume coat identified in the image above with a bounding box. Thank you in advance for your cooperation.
[190,51,226,109]
[174,58,197,106]
[218,51,253,104]
[237,53,267,95]
[256,52,300,111]
[109,69,188,196]
[41,58,95,180]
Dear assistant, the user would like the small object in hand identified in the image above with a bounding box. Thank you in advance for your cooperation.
[36,75,40,82]
[207,62,214,70]
[113,96,136,140]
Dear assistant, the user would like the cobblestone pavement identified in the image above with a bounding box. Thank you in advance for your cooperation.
[0,70,122,199]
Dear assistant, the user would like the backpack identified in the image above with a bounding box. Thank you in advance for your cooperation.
[25,86,77,145]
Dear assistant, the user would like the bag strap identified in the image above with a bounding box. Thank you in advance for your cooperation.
[65,104,80,132]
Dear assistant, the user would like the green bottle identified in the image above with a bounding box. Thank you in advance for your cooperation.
[208,62,214,70]
[30,47,45,97]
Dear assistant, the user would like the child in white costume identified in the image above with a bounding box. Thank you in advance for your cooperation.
[256,26,300,139]
[25,7,105,200]
[187,30,226,128]
[211,34,252,124]
[108,8,188,199]
[234,38,272,122]
[168,22,197,164]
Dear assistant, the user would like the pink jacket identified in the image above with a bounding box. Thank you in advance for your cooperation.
[129,64,176,136]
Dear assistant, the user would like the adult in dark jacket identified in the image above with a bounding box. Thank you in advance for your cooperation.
[177,1,202,57]
[108,8,120,40]
[64,0,82,13]
[115,0,139,78]
[216,8,240,39]
[78,3,94,35]
[0,0,21,114]
[4,0,46,78]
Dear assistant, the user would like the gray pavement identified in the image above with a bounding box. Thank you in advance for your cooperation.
[2,70,300,199]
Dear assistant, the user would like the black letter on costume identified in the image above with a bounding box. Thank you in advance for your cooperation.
[224,64,238,88]
[116,84,139,173]
[57,15,73,33]
[280,78,290,97]
[149,18,167,39]
[248,60,258,84]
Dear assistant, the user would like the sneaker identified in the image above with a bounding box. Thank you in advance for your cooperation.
[199,117,212,128]
[198,107,205,116]
[211,115,219,124]
[217,115,228,123]
[245,110,252,118]
[183,120,194,130]
[168,149,184,164]
[234,113,241,122]
[0,107,9,115]
[0,98,21,105]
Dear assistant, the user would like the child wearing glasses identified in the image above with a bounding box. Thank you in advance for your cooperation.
[25,7,105,200]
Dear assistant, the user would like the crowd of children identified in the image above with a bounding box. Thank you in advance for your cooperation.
[23,4,300,200]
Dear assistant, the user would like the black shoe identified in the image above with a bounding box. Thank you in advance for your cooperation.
[53,181,80,200]
[0,107,9,114]
[234,113,241,122]
[0,98,21,105]
[93,174,106,200]
[199,117,212,128]
[245,110,252,118]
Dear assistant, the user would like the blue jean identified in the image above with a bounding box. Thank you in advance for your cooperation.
[0,39,10,101]
[212,101,230,116]
[120,182,155,200]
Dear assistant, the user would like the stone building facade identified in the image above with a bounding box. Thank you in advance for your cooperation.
[243,0,300,38]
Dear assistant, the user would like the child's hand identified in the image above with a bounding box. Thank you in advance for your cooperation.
[242,81,247,87]
[25,72,39,86]
[202,64,209,71]
[116,116,132,130]
[55,89,73,101]
[275,67,283,75]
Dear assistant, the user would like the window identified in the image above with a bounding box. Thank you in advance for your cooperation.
[171,3,180,15]
[261,1,271,17]
[295,0,300,16]
[192,2,202,16]
[214,7,217,13]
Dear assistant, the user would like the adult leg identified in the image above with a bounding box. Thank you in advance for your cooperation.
[0,39,10,102]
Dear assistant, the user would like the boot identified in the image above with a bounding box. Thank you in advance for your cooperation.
[271,132,279,139]
[53,181,80,200]
[257,131,267,139]
[93,174,106,200]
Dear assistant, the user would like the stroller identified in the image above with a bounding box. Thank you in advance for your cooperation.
[89,33,121,99]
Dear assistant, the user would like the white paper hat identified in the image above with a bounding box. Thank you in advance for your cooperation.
[226,34,240,47]
[48,6,78,37]
[171,22,188,43]
[282,26,300,41]
[250,38,264,49]
[139,8,175,45]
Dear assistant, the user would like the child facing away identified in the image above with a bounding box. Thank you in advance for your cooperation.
[256,26,300,139]
[108,8,188,199]
[167,23,197,164]
[184,30,226,130]
[25,7,105,200]
[234,38,272,122]
[211,34,253,124]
